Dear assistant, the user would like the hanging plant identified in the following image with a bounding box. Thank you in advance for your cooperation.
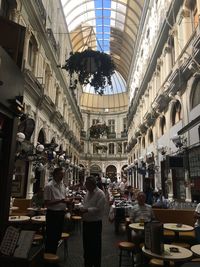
[89,123,109,139]
[96,144,108,153]
[62,48,116,95]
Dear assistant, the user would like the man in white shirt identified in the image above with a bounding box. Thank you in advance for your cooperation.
[44,167,67,253]
[80,176,106,267]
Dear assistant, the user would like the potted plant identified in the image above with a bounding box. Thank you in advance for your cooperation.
[62,48,115,95]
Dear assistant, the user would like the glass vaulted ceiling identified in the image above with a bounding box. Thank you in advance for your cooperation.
[61,0,145,95]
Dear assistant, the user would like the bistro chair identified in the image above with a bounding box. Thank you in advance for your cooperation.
[61,232,70,260]
[149,258,174,266]
[118,241,135,267]
[43,253,59,266]
[71,215,82,233]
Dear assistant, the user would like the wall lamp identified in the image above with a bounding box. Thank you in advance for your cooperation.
[171,134,187,148]
[157,145,167,155]
[15,132,72,170]
[146,152,153,159]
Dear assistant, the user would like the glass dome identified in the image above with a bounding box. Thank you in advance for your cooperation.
[83,70,126,95]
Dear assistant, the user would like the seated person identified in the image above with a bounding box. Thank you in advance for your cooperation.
[128,191,155,244]
[152,189,168,208]
[124,185,135,202]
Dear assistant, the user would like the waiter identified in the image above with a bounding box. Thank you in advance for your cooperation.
[81,176,106,267]
[44,167,67,254]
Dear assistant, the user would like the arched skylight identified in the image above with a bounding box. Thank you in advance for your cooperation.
[61,0,145,84]
[83,70,126,95]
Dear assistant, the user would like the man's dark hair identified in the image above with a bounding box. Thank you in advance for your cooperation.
[53,167,64,177]
[85,176,96,186]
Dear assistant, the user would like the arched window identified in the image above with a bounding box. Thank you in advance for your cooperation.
[160,116,166,135]
[168,35,175,66]
[44,64,51,94]
[123,142,127,153]
[109,143,114,154]
[148,129,153,143]
[38,129,46,144]
[142,136,145,148]
[27,34,38,71]
[191,81,200,109]
[171,100,182,126]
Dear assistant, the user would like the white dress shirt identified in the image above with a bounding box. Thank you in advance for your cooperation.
[44,179,66,211]
[82,187,106,222]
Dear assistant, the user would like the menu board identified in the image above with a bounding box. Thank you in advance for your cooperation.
[0,226,35,258]
[0,226,19,256]
[144,221,164,255]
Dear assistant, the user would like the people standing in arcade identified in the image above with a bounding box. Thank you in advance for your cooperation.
[44,167,67,254]
[80,176,106,267]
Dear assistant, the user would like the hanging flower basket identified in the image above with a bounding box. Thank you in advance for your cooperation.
[96,144,108,153]
[89,123,109,139]
[62,48,115,95]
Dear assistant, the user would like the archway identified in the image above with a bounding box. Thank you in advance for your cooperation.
[106,165,117,182]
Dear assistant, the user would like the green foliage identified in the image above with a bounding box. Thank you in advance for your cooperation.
[89,123,109,138]
[63,49,115,95]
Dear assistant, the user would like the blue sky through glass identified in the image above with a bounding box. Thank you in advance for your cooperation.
[95,0,111,52]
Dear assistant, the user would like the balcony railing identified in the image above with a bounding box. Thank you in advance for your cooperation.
[35,0,46,25]
[47,28,58,54]
[107,132,116,139]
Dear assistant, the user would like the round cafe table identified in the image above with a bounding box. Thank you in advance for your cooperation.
[31,215,46,223]
[9,215,30,223]
[190,244,200,256]
[164,223,194,240]
[129,222,144,231]
[142,244,193,267]
[10,206,19,211]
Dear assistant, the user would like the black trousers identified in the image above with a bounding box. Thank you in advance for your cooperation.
[83,220,102,267]
[45,210,65,253]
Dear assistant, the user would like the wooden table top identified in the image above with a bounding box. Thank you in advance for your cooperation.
[142,244,193,262]
[190,244,200,256]
[164,223,194,232]
[9,215,30,222]
[31,215,46,222]
[129,222,144,230]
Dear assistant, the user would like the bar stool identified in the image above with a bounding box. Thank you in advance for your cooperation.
[43,253,59,266]
[71,215,82,233]
[61,232,70,260]
[118,241,135,267]
[149,259,174,266]
[33,233,43,244]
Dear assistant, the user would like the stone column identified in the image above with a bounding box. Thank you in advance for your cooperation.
[181,9,193,48]
[185,169,192,202]
[167,169,173,200]
[163,45,172,77]
[23,28,32,67]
